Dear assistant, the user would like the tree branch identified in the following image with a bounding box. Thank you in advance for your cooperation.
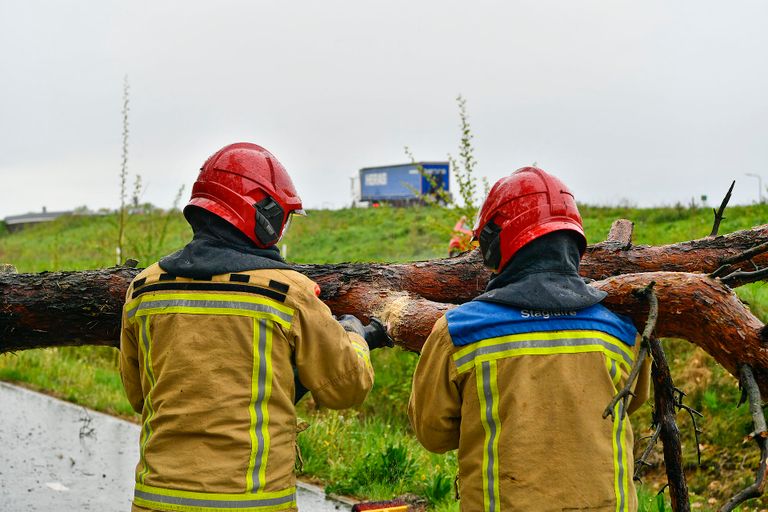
[720,365,768,512]
[675,388,704,465]
[649,335,690,512]
[605,219,634,249]
[720,267,768,288]
[603,283,657,420]
[710,180,735,237]
[634,424,662,482]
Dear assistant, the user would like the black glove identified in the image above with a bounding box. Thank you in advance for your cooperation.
[363,317,394,350]
[337,315,393,350]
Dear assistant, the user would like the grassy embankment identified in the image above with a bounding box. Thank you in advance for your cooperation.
[1,203,768,511]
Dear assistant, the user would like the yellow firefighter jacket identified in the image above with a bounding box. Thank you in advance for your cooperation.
[409,301,650,512]
[120,263,374,512]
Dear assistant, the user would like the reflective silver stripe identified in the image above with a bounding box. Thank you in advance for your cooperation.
[129,298,292,323]
[454,336,633,370]
[616,401,627,511]
[251,319,268,491]
[134,489,296,510]
[481,361,499,512]
[610,360,618,383]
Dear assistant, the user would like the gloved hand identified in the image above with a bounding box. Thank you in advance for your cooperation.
[337,315,394,350]
[363,317,394,350]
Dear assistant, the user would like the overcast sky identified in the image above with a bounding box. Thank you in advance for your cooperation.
[1,0,767,219]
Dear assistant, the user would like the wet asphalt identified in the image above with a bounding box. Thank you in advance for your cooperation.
[0,382,353,512]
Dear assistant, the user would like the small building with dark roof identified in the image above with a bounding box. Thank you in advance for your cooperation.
[3,208,72,233]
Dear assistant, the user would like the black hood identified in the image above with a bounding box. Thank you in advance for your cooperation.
[159,206,291,279]
[475,231,606,311]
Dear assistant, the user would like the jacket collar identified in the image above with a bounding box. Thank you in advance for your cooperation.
[475,231,606,311]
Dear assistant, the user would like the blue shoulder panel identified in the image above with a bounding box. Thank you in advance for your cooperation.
[445,301,637,348]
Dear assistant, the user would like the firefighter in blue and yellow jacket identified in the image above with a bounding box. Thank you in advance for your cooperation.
[120,143,387,512]
[409,167,650,512]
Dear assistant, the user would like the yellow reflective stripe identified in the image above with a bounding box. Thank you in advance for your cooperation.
[125,298,140,317]
[246,319,274,492]
[453,330,633,374]
[138,316,156,485]
[606,358,620,389]
[134,483,296,512]
[612,401,629,512]
[477,360,501,512]
[126,292,294,327]
[349,336,372,372]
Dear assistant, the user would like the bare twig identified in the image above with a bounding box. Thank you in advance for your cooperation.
[634,424,662,482]
[603,282,657,420]
[672,387,704,465]
[720,267,768,288]
[720,365,768,512]
[635,283,660,341]
[710,180,735,237]
[721,240,768,267]
[603,343,647,420]
[711,240,768,278]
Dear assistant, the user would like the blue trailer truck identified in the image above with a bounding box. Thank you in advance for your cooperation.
[359,161,450,206]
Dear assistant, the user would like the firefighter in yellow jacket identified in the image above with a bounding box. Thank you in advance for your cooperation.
[409,167,650,512]
[120,142,388,512]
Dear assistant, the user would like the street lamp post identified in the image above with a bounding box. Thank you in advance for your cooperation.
[745,173,764,204]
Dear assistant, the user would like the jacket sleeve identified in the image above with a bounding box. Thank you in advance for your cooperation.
[291,286,374,409]
[408,316,461,453]
[119,287,144,414]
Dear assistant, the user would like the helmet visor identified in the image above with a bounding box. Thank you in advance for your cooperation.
[278,214,293,242]
[471,208,484,241]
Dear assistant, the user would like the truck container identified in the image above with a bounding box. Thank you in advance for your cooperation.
[359,162,450,206]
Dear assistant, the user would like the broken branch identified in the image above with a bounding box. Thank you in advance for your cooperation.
[710,181,735,238]
[635,424,662,482]
[649,335,690,512]
[603,283,657,420]
[720,365,768,512]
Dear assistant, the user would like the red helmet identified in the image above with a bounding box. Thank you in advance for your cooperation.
[473,167,586,272]
[185,142,304,248]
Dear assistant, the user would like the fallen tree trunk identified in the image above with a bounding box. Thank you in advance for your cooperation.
[298,223,768,305]
[2,272,767,395]
[2,224,768,393]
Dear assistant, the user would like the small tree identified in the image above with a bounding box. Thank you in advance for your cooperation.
[408,95,487,220]
[116,75,130,265]
[405,95,489,255]
[449,94,482,221]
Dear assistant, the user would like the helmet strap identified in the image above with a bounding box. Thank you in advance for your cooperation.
[479,221,502,271]
[254,196,285,246]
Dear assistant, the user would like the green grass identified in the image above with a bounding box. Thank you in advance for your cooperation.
[2,203,768,509]
[295,409,457,506]
[0,346,135,417]
[0,210,191,272]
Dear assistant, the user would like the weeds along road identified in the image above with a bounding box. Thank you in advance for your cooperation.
[0,382,352,512]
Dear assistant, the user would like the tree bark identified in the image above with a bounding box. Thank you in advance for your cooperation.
[301,223,768,305]
[2,225,768,393]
